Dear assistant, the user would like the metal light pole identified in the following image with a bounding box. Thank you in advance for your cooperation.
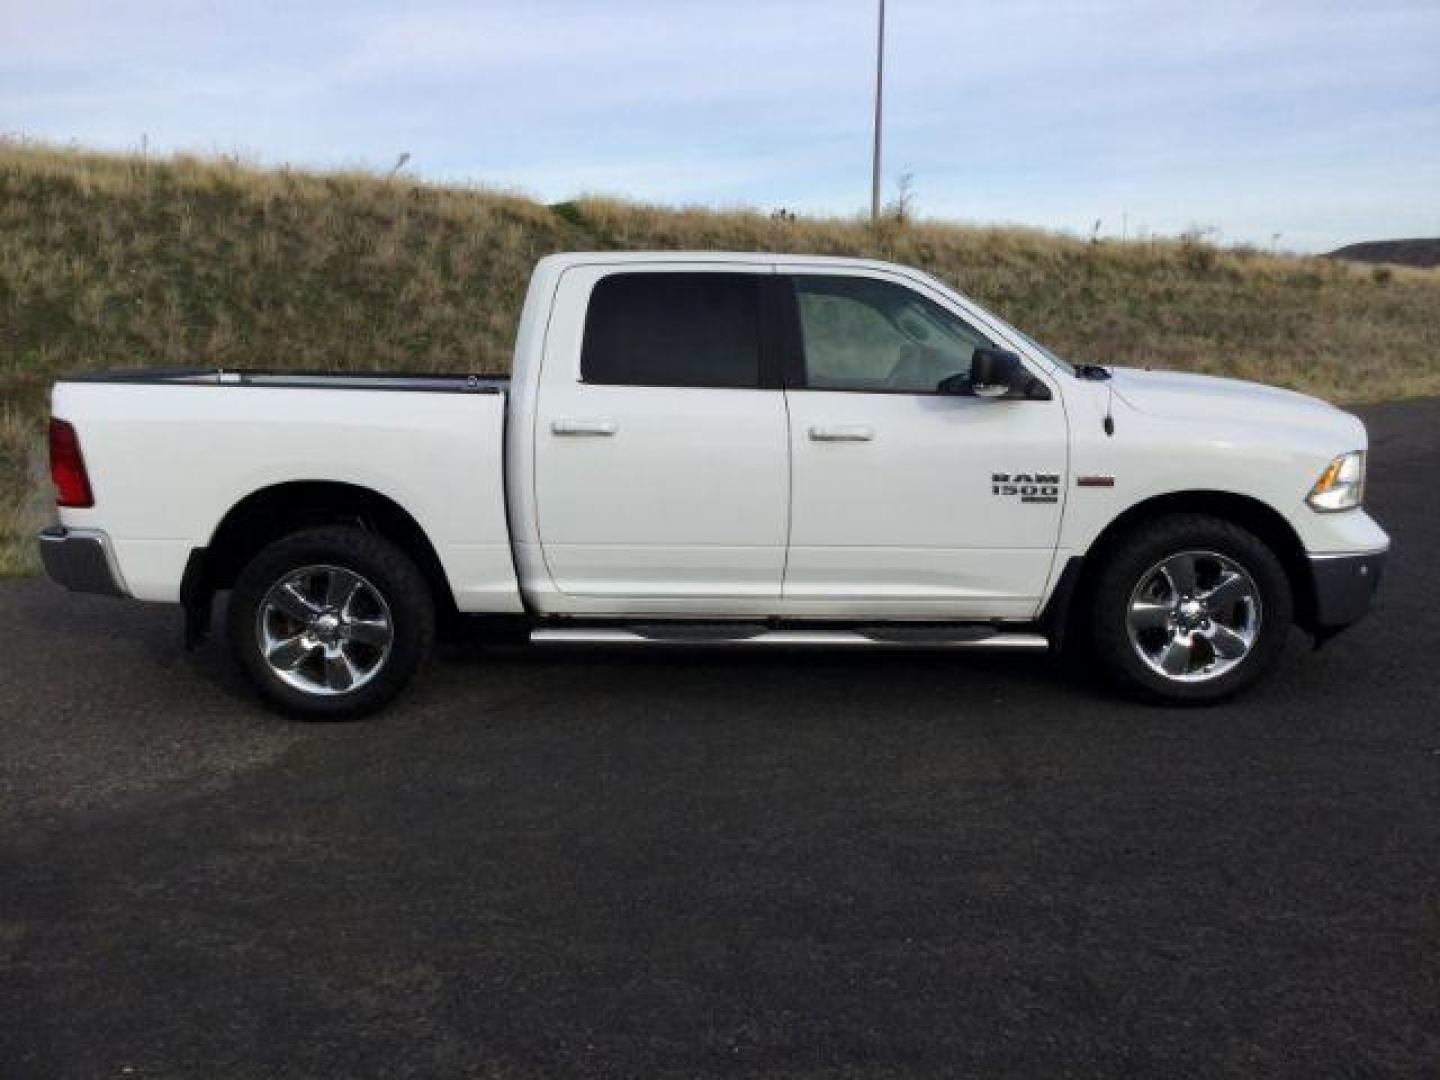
[870,0,886,222]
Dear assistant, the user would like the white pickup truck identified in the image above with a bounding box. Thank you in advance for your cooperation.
[39,252,1388,717]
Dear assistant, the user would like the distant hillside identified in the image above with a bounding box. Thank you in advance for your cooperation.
[1328,239,1440,269]
[3,139,1440,573]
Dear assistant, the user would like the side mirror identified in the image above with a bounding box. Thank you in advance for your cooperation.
[969,347,1021,394]
[936,349,1052,400]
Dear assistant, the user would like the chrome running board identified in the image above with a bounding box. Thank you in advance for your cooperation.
[529,626,1049,650]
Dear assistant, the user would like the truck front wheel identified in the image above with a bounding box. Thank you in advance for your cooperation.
[227,526,435,719]
[1089,514,1293,703]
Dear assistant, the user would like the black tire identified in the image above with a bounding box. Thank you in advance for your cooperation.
[1089,513,1293,703]
[227,526,435,720]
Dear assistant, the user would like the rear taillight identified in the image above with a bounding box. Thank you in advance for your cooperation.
[49,418,94,508]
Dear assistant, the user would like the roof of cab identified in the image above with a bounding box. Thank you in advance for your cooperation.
[536,251,910,272]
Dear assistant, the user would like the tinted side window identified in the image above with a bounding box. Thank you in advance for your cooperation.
[581,273,763,388]
[792,275,992,392]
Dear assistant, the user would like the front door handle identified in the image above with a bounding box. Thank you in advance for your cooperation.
[551,418,618,436]
[808,423,874,442]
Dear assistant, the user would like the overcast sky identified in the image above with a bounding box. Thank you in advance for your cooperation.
[6,0,1438,251]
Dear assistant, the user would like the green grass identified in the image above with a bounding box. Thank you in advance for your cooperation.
[4,137,1439,574]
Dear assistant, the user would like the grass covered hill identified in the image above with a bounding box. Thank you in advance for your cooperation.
[3,138,1439,573]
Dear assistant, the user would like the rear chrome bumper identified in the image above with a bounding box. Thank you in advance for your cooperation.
[37,526,127,597]
[1309,548,1386,630]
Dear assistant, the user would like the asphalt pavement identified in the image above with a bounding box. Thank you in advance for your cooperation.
[2,399,1437,1078]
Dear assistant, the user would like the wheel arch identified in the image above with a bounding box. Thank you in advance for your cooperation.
[1048,490,1316,649]
[181,480,456,646]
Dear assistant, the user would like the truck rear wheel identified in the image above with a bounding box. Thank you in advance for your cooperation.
[227,527,435,719]
[1089,514,1292,703]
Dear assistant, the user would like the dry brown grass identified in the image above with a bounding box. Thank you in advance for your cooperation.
[0,404,51,574]
[3,138,1438,574]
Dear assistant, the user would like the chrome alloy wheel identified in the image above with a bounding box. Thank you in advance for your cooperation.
[1125,550,1262,683]
[256,565,393,696]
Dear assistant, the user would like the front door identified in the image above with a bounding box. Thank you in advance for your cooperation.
[533,265,790,603]
[780,269,1068,619]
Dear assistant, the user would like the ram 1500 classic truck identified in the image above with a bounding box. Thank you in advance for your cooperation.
[38,252,1389,717]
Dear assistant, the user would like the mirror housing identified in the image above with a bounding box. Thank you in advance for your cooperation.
[970,347,1020,393]
[937,349,1051,400]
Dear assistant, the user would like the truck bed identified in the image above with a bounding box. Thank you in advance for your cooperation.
[50,369,521,612]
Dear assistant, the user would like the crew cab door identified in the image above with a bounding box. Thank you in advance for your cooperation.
[532,264,789,604]
[779,269,1068,619]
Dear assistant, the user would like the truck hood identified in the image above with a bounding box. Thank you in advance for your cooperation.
[1106,367,1364,444]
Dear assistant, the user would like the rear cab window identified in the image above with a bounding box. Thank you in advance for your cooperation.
[581,273,764,389]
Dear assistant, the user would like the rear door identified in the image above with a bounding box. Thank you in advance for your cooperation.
[780,269,1068,619]
[533,264,790,603]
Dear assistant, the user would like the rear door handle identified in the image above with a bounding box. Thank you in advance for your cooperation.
[808,423,874,442]
[551,418,618,436]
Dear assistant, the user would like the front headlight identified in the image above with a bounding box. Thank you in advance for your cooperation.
[1307,450,1366,512]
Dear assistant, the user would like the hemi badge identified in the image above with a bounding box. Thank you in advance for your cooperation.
[1077,475,1116,488]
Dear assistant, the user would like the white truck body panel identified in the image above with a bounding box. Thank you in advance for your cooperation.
[531,260,790,603]
[1055,370,1388,563]
[53,381,521,611]
[776,262,1067,619]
